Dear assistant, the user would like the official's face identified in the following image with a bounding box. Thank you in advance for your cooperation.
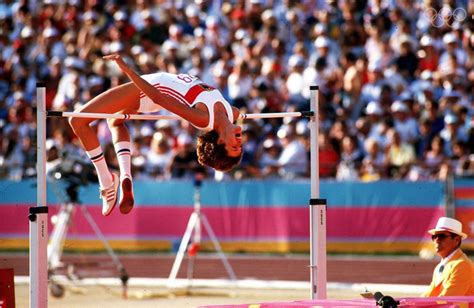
[431,232,460,258]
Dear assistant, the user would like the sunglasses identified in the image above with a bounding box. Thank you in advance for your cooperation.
[431,233,453,241]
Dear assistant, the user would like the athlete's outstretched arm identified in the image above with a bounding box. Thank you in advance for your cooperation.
[103,54,207,127]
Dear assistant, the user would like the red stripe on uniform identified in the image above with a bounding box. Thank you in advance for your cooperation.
[158,85,206,105]
[139,83,206,105]
[184,84,206,104]
[139,83,161,99]
[158,87,190,105]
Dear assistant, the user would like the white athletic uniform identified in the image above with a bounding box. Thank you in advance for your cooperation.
[139,73,234,131]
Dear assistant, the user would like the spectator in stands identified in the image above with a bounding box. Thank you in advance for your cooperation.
[417,35,439,73]
[0,1,472,184]
[227,58,252,109]
[360,137,385,181]
[169,134,205,179]
[384,128,416,179]
[258,137,282,178]
[391,100,419,144]
[336,135,362,181]
[145,132,173,179]
[357,60,386,120]
[422,217,474,297]
[318,131,339,178]
[418,135,447,180]
[277,124,308,179]
[285,54,307,111]
[393,35,419,82]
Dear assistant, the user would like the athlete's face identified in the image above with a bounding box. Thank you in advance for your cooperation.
[218,125,242,157]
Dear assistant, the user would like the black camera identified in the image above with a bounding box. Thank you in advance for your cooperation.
[50,153,97,203]
[374,292,399,308]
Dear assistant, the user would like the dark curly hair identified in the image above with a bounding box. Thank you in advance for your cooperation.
[196,130,242,172]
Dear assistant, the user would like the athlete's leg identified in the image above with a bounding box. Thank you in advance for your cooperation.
[69,82,140,150]
[108,107,138,214]
[69,82,140,215]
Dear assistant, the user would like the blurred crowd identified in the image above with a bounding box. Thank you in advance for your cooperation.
[0,0,473,182]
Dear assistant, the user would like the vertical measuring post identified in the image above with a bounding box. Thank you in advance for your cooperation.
[30,83,49,307]
[308,85,327,299]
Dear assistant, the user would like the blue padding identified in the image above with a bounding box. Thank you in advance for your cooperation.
[0,179,446,208]
[454,178,474,187]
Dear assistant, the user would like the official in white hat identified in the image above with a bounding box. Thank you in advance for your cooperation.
[422,217,473,297]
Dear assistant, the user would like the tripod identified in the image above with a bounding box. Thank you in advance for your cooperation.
[167,176,236,287]
[47,180,128,298]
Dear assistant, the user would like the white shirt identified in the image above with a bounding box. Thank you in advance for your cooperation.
[435,248,459,284]
[278,139,308,178]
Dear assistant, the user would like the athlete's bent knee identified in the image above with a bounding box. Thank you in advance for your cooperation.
[69,117,90,132]
[107,118,124,127]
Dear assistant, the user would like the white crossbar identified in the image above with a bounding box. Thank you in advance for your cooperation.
[46,111,313,120]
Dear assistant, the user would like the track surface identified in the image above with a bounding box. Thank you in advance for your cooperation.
[1,253,437,285]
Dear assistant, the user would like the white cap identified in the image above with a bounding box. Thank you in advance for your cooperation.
[140,125,154,137]
[177,134,193,146]
[163,40,179,51]
[82,11,98,21]
[313,23,327,35]
[21,26,34,38]
[420,70,433,80]
[155,119,174,129]
[169,24,183,36]
[131,45,144,55]
[420,35,434,47]
[213,65,226,78]
[234,29,248,40]
[288,54,305,67]
[43,27,59,38]
[13,91,25,100]
[262,9,274,21]
[444,114,458,124]
[141,9,153,20]
[365,101,383,115]
[46,139,58,151]
[114,11,128,21]
[205,16,219,28]
[64,56,85,70]
[391,101,409,113]
[185,5,200,18]
[109,41,124,53]
[263,138,280,149]
[314,36,329,48]
[194,27,205,37]
[399,34,413,46]
[443,32,457,45]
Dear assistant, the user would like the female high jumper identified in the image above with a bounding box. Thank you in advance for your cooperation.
[69,54,243,216]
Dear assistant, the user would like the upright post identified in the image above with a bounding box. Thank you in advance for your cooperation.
[308,85,327,299]
[30,83,49,307]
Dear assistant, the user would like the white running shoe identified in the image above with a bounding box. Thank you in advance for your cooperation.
[119,176,134,214]
[100,172,119,216]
